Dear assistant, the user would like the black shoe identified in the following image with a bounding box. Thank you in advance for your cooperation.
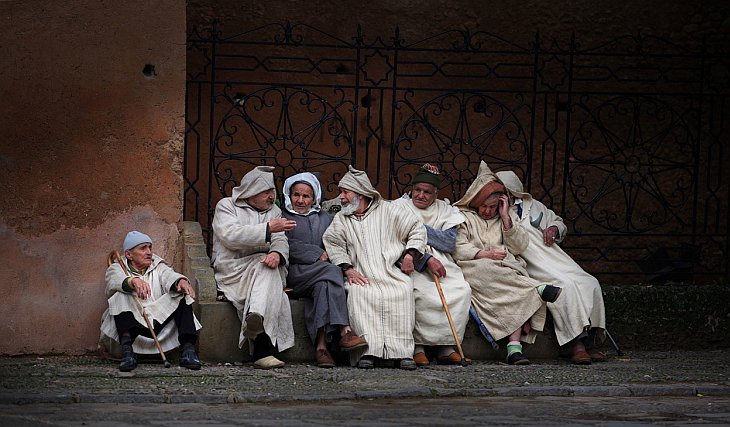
[180,342,202,370]
[540,285,562,303]
[119,337,137,372]
[506,351,530,365]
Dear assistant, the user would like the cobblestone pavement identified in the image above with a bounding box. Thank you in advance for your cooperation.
[1,350,728,425]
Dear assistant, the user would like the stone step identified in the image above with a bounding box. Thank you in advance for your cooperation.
[197,299,560,364]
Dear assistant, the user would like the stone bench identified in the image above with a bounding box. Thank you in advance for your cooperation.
[181,221,561,364]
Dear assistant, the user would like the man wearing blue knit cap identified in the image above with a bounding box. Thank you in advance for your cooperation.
[100,231,202,371]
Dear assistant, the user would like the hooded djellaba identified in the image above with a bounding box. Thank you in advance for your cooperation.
[323,166,428,369]
[496,170,606,359]
[451,161,550,346]
[211,166,295,362]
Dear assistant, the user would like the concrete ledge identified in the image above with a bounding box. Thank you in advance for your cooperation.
[182,220,562,364]
[197,298,560,363]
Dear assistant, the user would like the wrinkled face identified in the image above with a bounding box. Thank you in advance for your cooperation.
[477,195,502,221]
[412,182,438,210]
[247,188,276,210]
[338,188,365,215]
[290,183,315,214]
[125,243,153,271]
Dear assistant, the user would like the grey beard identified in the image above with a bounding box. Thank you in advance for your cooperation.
[340,200,360,216]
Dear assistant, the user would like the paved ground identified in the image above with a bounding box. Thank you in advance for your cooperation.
[1,350,729,425]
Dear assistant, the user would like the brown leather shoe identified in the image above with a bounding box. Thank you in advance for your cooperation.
[587,349,607,362]
[413,352,430,366]
[571,349,592,365]
[315,349,335,368]
[340,331,368,351]
[437,352,472,365]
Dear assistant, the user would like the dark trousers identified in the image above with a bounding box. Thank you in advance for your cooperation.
[114,299,197,345]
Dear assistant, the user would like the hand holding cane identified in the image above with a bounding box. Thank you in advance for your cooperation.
[108,251,171,368]
[431,271,468,367]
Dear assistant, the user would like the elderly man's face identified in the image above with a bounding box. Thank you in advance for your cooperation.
[247,188,276,210]
[477,196,502,221]
[412,182,438,210]
[339,188,365,215]
[291,183,315,214]
[126,243,153,271]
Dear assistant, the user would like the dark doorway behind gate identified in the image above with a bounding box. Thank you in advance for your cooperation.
[185,21,729,284]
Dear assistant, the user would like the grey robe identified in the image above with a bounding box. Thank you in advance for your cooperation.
[283,209,349,344]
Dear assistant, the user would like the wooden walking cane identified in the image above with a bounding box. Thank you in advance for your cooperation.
[108,251,171,368]
[431,272,468,367]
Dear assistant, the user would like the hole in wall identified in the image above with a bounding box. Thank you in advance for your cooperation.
[142,64,157,79]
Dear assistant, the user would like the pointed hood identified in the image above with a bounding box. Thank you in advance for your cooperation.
[496,170,532,200]
[231,166,276,205]
[453,161,506,210]
[338,165,381,200]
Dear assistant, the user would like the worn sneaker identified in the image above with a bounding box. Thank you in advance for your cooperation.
[506,351,530,365]
[340,331,368,351]
[399,358,417,370]
[540,285,562,303]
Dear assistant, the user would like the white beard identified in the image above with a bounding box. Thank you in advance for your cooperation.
[340,195,362,216]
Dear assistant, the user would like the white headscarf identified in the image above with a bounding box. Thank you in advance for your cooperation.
[283,172,322,216]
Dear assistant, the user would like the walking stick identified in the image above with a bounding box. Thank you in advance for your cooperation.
[431,272,468,367]
[108,251,171,368]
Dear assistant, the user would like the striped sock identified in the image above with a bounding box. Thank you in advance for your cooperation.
[507,341,522,356]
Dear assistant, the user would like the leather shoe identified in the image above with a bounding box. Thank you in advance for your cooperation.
[571,349,592,365]
[118,337,137,372]
[413,352,430,366]
[506,351,530,365]
[437,352,472,365]
[243,313,264,340]
[340,331,368,351]
[399,358,417,370]
[588,349,607,362]
[254,355,285,369]
[179,342,202,370]
[315,349,335,368]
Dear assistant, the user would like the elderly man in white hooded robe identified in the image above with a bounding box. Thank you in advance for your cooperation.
[323,166,430,370]
[211,165,297,369]
[496,170,607,364]
[392,164,473,366]
[452,161,565,365]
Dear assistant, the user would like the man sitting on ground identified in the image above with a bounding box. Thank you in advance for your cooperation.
[100,231,202,371]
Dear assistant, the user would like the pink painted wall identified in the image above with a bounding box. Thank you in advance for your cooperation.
[0,1,186,355]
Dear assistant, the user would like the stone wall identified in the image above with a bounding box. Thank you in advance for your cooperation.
[0,1,186,355]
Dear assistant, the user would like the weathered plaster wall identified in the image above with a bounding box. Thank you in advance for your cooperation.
[0,1,186,355]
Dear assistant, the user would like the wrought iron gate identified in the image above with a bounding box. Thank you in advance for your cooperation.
[185,22,729,284]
